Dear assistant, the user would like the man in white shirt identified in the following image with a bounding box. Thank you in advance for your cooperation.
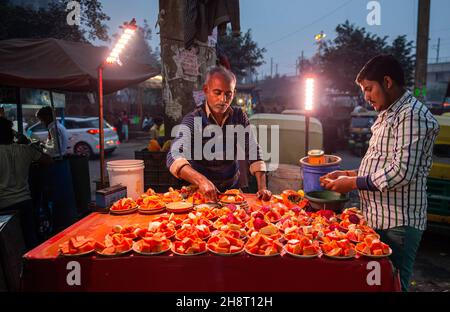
[0,117,52,249]
[36,106,69,157]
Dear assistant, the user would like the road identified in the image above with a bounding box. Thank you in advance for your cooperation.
[88,141,450,292]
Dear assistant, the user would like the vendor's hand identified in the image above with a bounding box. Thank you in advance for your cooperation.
[197,177,218,202]
[320,170,348,182]
[322,176,356,194]
[256,188,272,201]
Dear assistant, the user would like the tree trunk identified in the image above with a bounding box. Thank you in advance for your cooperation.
[158,0,216,138]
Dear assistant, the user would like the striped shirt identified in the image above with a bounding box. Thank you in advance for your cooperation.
[357,90,440,231]
[166,103,266,190]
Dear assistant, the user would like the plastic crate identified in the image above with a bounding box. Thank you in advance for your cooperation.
[135,150,183,193]
[427,178,450,216]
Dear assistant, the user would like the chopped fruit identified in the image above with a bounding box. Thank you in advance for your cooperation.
[100,233,133,255]
[109,224,143,240]
[281,189,303,206]
[144,188,157,196]
[162,188,184,203]
[147,220,176,238]
[356,236,391,256]
[264,209,283,223]
[321,239,356,258]
[175,223,211,240]
[110,198,137,211]
[187,192,207,205]
[207,232,245,254]
[219,190,245,203]
[136,194,165,210]
[285,236,320,256]
[134,232,170,254]
[172,237,206,255]
[194,205,219,220]
[213,213,244,229]
[325,229,347,241]
[182,213,213,228]
[245,233,283,256]
[153,213,186,228]
[59,236,103,255]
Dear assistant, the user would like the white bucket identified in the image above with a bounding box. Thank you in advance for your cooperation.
[106,160,144,200]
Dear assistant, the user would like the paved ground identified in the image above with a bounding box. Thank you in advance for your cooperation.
[88,140,450,292]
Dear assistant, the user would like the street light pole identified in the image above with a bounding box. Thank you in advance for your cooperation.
[304,77,314,156]
[305,112,310,156]
[97,18,137,189]
[98,64,105,188]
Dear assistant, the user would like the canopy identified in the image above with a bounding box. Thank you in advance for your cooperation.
[0,38,160,94]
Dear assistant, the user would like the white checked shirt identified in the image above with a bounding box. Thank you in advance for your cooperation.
[358,90,440,230]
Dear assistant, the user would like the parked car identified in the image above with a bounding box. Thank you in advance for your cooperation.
[26,117,119,158]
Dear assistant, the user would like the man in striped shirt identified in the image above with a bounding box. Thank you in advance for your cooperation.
[321,55,439,291]
[166,66,271,202]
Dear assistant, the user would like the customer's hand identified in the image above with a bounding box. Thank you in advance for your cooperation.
[197,177,218,202]
[256,188,272,201]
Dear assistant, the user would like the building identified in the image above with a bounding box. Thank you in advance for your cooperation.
[427,62,450,101]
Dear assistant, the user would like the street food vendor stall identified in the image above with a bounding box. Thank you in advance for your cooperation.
[22,188,400,292]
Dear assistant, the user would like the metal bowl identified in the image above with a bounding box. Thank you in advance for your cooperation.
[304,191,349,213]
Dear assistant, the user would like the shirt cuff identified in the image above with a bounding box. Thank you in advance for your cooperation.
[169,158,191,179]
[356,175,378,191]
[249,161,266,175]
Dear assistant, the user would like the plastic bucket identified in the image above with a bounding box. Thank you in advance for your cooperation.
[299,155,342,193]
[106,160,144,200]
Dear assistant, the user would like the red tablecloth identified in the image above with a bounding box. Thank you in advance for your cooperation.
[22,196,401,292]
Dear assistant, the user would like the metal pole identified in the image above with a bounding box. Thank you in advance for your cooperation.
[414,0,431,102]
[305,113,310,156]
[98,65,106,188]
[436,38,440,63]
[16,87,23,135]
[49,90,62,158]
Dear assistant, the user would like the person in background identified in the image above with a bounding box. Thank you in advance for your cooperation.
[121,110,130,142]
[142,115,153,132]
[321,54,440,292]
[150,116,164,146]
[158,120,165,145]
[0,117,53,249]
[114,112,123,142]
[36,106,69,157]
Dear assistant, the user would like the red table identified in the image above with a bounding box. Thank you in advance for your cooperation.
[22,196,401,292]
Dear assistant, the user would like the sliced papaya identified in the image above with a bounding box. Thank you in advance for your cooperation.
[327,247,342,257]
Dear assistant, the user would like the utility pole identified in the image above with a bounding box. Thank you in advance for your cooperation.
[414,0,431,101]
[275,64,278,76]
[158,0,216,136]
[299,51,305,77]
[435,38,441,63]
[270,57,273,78]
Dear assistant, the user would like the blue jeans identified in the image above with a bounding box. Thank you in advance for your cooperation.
[122,124,129,141]
[376,226,423,292]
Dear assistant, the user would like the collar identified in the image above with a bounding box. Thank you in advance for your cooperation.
[204,102,233,127]
[379,90,411,118]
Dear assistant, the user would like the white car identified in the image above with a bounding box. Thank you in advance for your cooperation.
[26,117,119,158]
